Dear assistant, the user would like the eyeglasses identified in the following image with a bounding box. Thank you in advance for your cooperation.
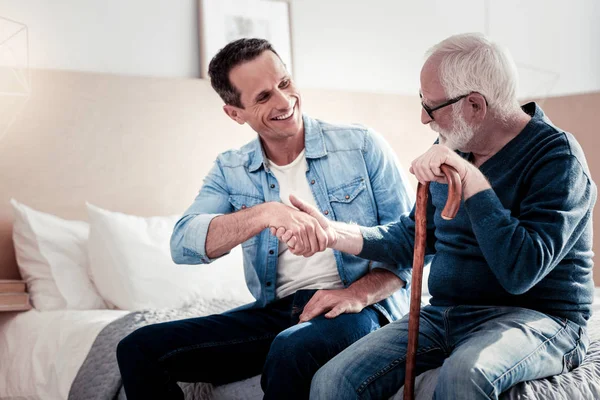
[420,93,470,120]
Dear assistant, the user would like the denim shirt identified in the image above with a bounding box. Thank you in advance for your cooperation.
[170,114,415,322]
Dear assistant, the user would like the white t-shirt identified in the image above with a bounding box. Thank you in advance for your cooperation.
[268,150,344,299]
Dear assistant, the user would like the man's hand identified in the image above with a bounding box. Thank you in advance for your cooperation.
[270,195,337,256]
[298,288,366,322]
[409,144,490,199]
[267,201,329,257]
[299,269,404,322]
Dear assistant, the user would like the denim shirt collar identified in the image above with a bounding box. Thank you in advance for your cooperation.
[247,114,328,172]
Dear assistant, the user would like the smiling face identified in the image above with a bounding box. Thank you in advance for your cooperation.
[223,50,303,145]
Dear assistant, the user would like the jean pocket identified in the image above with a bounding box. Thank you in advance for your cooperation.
[562,340,585,374]
[290,289,318,323]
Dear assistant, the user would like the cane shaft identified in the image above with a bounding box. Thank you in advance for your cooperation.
[403,181,429,400]
[404,164,462,400]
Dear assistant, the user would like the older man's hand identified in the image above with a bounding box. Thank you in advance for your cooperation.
[409,144,490,200]
[267,200,330,257]
[270,195,337,256]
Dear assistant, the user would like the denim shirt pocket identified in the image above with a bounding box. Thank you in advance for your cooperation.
[228,194,264,248]
[327,178,376,225]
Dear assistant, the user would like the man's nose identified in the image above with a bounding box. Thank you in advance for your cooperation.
[274,89,291,109]
[421,107,432,125]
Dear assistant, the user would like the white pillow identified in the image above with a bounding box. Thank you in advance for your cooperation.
[10,199,107,310]
[86,203,254,311]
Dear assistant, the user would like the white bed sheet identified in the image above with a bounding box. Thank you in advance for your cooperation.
[0,289,598,400]
[0,309,127,400]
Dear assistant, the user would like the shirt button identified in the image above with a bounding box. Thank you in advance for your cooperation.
[241,205,247,209]
[324,210,329,215]
[269,250,274,255]
[310,180,315,185]
[345,195,350,199]
[270,184,275,189]
[266,281,272,287]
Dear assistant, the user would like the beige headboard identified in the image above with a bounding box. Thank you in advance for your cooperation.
[0,69,437,280]
[1,69,598,286]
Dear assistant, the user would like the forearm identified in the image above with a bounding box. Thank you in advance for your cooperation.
[205,203,270,258]
[348,269,405,308]
[330,221,364,255]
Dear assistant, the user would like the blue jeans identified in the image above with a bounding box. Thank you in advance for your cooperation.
[311,305,589,399]
[116,289,385,400]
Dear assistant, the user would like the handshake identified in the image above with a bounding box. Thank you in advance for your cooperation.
[268,194,338,257]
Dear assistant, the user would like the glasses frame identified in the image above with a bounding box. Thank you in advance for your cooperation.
[420,92,472,120]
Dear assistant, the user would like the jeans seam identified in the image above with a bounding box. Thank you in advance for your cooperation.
[443,307,453,350]
[565,320,582,336]
[489,324,569,396]
[355,346,442,395]
[157,333,277,362]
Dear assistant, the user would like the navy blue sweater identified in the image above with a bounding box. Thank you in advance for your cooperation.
[360,103,597,327]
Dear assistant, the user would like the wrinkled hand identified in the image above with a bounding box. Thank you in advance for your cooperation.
[270,195,337,257]
[299,288,366,322]
[268,200,329,257]
[409,144,473,186]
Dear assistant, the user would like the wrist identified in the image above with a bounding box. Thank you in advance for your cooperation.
[347,284,369,308]
[329,222,363,255]
[328,221,341,248]
[257,202,280,230]
[462,165,490,200]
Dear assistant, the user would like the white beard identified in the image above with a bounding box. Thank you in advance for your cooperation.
[430,106,476,151]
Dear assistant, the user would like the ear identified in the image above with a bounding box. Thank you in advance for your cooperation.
[223,105,246,125]
[464,93,487,124]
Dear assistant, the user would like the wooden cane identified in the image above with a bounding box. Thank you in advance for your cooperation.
[403,164,462,400]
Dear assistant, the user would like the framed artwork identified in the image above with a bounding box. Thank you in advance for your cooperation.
[198,0,293,79]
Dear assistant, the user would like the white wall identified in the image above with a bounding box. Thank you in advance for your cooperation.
[291,0,600,98]
[1,0,599,98]
[0,0,199,78]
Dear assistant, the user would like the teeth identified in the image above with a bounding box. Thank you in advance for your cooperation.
[273,108,294,120]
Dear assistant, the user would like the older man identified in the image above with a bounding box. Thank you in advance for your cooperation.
[278,33,596,399]
[115,38,415,400]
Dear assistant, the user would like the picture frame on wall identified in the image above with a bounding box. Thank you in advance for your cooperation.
[198,0,293,79]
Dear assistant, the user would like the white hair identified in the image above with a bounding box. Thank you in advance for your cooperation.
[425,33,521,118]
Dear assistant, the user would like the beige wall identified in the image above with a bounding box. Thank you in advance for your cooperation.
[0,69,436,281]
[0,69,598,287]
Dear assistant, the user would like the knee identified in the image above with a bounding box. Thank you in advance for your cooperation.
[435,357,494,398]
[264,329,313,371]
[310,360,353,400]
[117,330,141,367]
[116,325,159,366]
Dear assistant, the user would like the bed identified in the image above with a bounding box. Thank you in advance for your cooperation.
[0,69,599,400]
[1,286,599,400]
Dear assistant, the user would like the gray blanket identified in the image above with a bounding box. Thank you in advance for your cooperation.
[68,298,243,400]
[69,301,600,400]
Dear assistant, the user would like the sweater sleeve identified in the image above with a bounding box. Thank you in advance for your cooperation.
[464,154,596,295]
[358,189,437,266]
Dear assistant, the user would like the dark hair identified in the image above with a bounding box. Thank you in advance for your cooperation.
[208,38,280,108]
